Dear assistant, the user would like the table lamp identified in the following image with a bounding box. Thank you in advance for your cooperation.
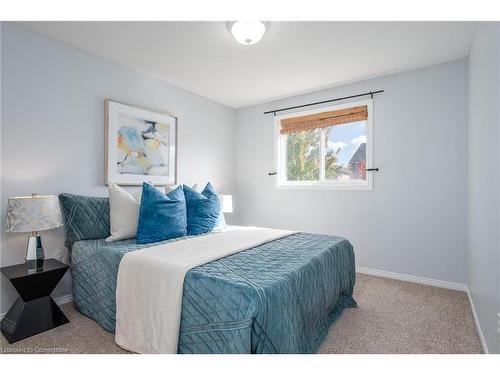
[221,194,233,214]
[5,193,63,267]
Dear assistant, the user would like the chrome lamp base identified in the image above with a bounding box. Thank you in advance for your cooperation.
[26,234,45,269]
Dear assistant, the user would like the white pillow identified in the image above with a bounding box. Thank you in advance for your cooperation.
[106,183,165,242]
[213,194,227,231]
[166,183,200,193]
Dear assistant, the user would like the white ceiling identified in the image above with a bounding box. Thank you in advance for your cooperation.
[20,22,476,108]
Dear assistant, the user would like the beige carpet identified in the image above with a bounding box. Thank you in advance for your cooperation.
[0,273,482,354]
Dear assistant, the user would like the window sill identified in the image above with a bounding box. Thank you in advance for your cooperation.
[274,182,372,191]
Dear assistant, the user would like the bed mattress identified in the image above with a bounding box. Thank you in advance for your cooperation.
[71,231,356,353]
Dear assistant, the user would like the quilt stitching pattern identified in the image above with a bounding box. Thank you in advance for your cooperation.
[59,194,111,247]
[71,233,356,353]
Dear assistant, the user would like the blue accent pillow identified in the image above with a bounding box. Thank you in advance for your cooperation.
[136,183,187,244]
[184,182,221,235]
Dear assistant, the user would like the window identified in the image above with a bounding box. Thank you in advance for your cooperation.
[275,99,373,190]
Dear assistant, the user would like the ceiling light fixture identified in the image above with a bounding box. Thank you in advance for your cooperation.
[227,21,267,46]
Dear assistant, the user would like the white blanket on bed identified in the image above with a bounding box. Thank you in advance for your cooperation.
[115,226,294,354]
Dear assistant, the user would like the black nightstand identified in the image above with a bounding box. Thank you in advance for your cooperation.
[1,258,70,343]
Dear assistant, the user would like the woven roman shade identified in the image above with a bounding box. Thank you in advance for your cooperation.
[280,105,368,135]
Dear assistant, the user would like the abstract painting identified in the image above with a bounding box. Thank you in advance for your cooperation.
[105,99,177,185]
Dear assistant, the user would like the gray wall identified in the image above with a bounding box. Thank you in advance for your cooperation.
[234,60,469,284]
[467,22,500,354]
[0,23,236,314]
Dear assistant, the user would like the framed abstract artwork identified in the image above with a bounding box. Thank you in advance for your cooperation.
[105,99,177,185]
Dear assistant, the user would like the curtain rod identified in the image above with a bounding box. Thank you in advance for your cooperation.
[263,90,384,116]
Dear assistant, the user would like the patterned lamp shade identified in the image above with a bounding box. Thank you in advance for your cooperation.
[5,194,63,233]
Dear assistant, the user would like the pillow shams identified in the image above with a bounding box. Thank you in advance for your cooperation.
[58,193,110,247]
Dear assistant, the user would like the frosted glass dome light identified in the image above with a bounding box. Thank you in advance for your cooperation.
[229,21,267,45]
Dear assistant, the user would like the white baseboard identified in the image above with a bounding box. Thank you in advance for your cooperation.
[0,293,73,321]
[53,293,74,306]
[465,288,489,354]
[356,266,468,291]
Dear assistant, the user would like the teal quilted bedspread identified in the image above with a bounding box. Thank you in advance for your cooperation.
[71,232,356,353]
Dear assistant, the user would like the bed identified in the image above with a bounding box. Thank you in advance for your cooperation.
[70,226,356,354]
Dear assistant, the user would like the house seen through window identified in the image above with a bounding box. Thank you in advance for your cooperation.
[275,99,373,190]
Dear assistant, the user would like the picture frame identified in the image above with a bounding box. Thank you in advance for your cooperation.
[105,98,177,186]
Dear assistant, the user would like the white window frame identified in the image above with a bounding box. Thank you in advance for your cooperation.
[274,99,373,191]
